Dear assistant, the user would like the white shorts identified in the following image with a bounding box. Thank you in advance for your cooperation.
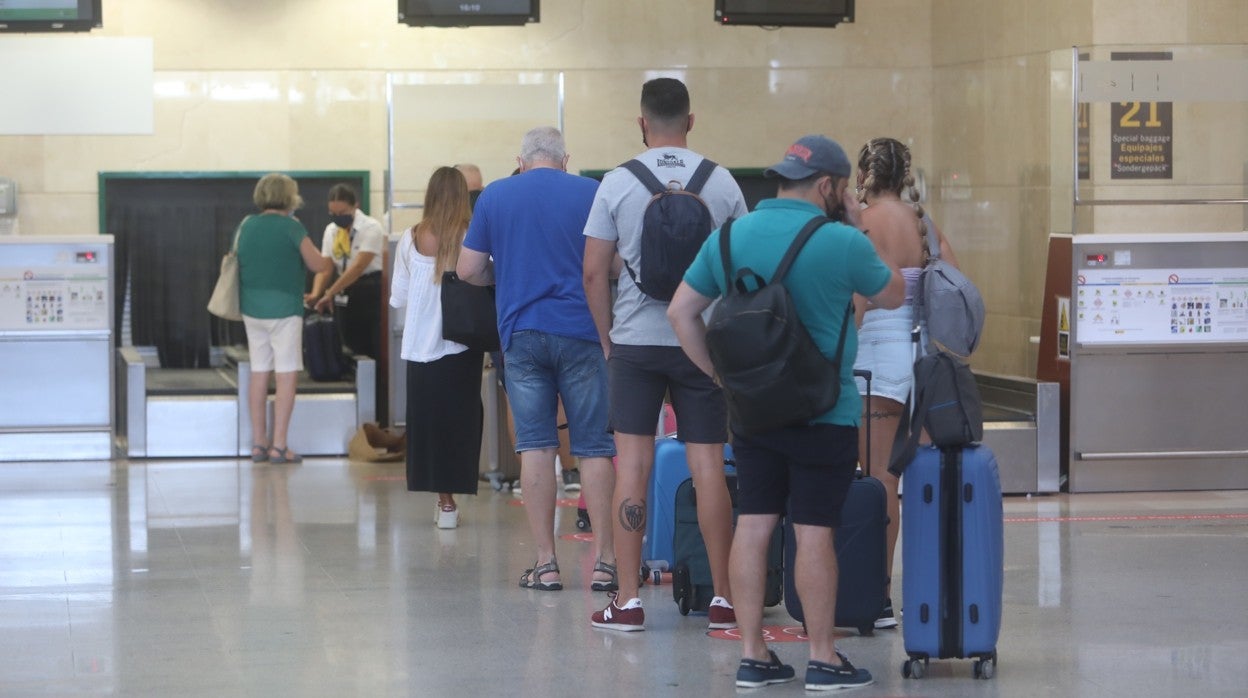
[853,305,915,404]
[242,315,303,373]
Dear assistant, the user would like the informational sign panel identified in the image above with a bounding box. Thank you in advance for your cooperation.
[1075,268,1248,343]
[1109,51,1173,179]
[0,241,111,331]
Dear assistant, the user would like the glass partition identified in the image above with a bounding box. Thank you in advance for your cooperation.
[1063,45,1248,235]
[386,71,564,233]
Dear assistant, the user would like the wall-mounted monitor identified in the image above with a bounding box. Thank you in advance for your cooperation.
[0,0,102,33]
[714,0,854,28]
[398,0,539,27]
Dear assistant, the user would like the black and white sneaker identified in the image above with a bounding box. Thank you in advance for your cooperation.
[561,468,582,493]
[874,598,898,629]
[805,651,874,691]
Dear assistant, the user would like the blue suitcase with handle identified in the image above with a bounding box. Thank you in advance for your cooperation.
[901,443,1003,680]
[642,439,702,570]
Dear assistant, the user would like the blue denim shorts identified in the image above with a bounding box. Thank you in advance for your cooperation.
[503,330,615,457]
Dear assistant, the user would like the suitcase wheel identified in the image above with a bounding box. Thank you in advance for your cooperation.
[901,658,927,679]
[671,563,691,615]
[575,509,591,532]
[485,472,505,492]
[857,623,874,637]
[973,655,996,680]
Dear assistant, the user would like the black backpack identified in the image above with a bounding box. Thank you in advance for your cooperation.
[621,157,718,302]
[886,348,984,476]
[705,215,852,435]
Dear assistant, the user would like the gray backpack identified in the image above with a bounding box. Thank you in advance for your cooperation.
[916,216,985,359]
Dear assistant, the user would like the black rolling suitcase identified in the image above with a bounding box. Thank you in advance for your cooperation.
[783,369,890,635]
[304,312,348,381]
[671,466,783,614]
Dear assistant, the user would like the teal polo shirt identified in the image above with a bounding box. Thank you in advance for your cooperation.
[684,198,892,426]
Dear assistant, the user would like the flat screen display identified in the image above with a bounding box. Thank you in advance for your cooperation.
[715,0,854,28]
[398,0,539,27]
[0,0,102,32]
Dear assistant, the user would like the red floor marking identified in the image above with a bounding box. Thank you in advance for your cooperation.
[560,532,594,543]
[1004,513,1248,523]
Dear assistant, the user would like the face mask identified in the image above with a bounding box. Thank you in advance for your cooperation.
[330,213,354,229]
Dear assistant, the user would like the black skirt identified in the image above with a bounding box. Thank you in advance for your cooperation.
[405,350,484,495]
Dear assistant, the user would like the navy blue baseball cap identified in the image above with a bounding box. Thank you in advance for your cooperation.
[764,134,852,180]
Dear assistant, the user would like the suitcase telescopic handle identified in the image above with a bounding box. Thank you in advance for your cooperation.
[853,369,873,477]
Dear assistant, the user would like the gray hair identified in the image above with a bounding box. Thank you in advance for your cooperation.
[519,126,566,165]
[253,173,303,211]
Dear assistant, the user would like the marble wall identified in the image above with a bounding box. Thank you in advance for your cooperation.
[929,0,1248,376]
[2,0,1245,376]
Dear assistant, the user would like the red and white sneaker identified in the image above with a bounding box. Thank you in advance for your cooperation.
[708,596,737,630]
[591,594,645,632]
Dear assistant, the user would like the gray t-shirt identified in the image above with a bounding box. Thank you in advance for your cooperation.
[584,147,748,346]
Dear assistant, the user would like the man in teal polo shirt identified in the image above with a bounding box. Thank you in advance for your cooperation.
[667,135,904,692]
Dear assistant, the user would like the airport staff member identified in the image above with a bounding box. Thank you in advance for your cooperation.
[308,183,385,362]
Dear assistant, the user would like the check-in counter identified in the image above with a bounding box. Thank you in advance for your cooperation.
[1069,233,1248,492]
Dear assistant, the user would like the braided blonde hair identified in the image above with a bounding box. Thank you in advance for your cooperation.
[857,137,929,263]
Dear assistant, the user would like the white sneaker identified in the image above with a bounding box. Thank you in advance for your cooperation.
[436,506,459,529]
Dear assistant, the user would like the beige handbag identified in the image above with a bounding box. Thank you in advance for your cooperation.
[207,217,249,321]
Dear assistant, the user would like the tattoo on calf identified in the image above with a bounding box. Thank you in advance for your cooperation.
[619,498,646,532]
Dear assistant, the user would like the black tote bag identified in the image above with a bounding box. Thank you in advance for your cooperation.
[440,271,500,352]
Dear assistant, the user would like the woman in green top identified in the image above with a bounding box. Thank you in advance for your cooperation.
[236,173,331,463]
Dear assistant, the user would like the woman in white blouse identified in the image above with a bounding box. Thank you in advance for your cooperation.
[389,166,482,529]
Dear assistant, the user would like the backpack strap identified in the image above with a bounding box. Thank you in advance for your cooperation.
[684,158,718,196]
[620,159,667,196]
[887,354,935,476]
[717,218,735,292]
[922,212,940,261]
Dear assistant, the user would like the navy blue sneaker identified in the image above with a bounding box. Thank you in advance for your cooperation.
[735,649,796,688]
[805,651,874,691]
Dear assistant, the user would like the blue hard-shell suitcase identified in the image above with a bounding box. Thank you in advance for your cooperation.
[642,439,702,569]
[783,474,889,635]
[901,444,1004,680]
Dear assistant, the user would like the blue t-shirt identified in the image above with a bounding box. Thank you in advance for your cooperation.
[463,168,601,351]
[684,198,893,426]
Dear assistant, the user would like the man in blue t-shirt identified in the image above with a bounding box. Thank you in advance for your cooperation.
[668,135,904,691]
[457,126,617,594]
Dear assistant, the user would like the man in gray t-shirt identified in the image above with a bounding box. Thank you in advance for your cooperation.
[584,77,748,633]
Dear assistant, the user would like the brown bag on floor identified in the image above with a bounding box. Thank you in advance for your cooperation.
[348,423,405,462]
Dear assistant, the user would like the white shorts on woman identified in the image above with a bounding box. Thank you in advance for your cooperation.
[242,315,304,373]
[853,305,914,404]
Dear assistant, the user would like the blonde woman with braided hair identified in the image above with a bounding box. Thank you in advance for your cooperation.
[851,137,961,629]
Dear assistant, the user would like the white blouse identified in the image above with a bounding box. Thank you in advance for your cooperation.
[388,231,468,363]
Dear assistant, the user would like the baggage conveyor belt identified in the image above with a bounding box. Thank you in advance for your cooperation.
[974,372,1061,494]
[116,346,374,458]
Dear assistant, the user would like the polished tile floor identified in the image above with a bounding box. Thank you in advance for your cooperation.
[1,457,1245,697]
